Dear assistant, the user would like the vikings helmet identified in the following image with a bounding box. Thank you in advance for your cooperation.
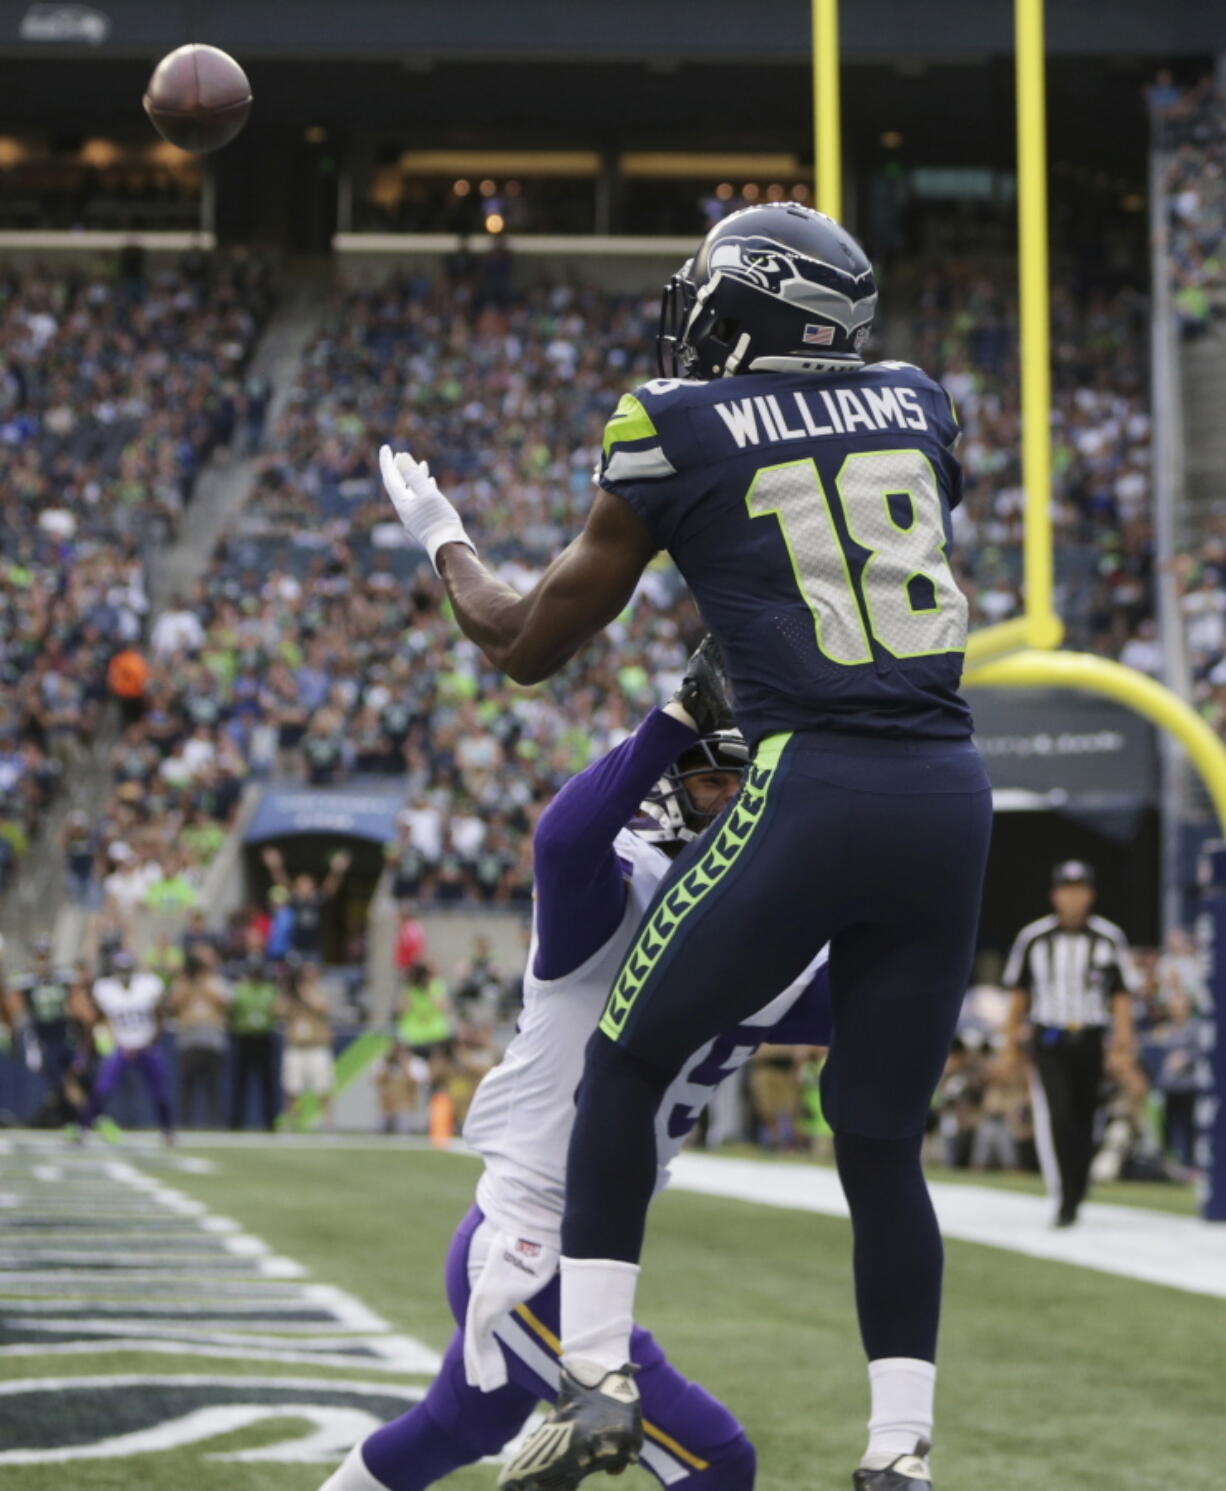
[658,202,877,380]
[636,730,749,849]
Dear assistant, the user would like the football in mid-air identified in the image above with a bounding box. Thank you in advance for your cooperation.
[143,44,252,154]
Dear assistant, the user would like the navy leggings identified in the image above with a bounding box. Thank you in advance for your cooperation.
[564,730,992,1362]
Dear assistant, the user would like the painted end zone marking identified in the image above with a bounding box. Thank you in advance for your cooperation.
[666,1153,1226,1302]
[0,1375,426,1466]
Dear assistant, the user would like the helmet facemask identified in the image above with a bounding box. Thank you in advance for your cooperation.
[636,732,749,853]
[657,261,699,378]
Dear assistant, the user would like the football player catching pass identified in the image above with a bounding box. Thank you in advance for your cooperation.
[321,641,829,1491]
[380,203,991,1490]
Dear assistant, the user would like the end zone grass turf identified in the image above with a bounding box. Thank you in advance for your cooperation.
[1,1143,1219,1491]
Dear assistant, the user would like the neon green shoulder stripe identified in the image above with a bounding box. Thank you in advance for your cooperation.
[603,392,658,455]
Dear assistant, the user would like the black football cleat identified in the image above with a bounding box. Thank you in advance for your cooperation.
[852,1439,932,1489]
[498,1362,642,1491]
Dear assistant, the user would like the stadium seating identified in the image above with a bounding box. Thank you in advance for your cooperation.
[66,254,1180,922]
[0,254,273,901]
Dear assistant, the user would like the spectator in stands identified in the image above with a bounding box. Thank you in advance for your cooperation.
[168,947,230,1129]
[1158,926,1207,1009]
[229,956,282,1130]
[394,905,427,975]
[395,961,455,1055]
[936,1038,984,1169]
[376,1041,429,1134]
[142,850,201,917]
[452,935,504,1028]
[59,809,100,908]
[387,807,435,904]
[969,1045,1032,1172]
[748,1044,805,1151]
[107,645,149,726]
[146,930,185,989]
[0,256,270,905]
[262,846,352,964]
[447,1024,496,1127]
[1152,991,1202,1168]
[279,956,335,1124]
[180,909,220,963]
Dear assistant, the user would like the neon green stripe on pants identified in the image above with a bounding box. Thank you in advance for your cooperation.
[598,731,792,1041]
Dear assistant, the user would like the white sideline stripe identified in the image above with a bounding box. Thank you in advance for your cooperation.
[667,1153,1226,1301]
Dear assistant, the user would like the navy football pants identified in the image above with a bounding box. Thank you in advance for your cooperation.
[563,730,992,1362]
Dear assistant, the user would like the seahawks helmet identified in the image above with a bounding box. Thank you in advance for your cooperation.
[636,730,748,850]
[658,202,877,380]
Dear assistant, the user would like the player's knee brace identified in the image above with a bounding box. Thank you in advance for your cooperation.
[683,1434,757,1491]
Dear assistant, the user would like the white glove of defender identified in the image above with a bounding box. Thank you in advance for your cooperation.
[378,443,476,573]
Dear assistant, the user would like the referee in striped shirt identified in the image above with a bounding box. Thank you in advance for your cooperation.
[1002,860,1139,1227]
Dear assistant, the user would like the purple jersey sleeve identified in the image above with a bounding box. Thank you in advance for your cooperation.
[532,708,697,982]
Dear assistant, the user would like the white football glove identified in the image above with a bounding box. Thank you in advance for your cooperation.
[378,443,476,574]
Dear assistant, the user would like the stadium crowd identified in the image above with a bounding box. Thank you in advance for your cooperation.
[0,210,1214,1177]
[1154,78,1226,738]
[72,265,702,921]
[72,253,1164,921]
[1152,72,1225,336]
[0,912,518,1137]
[2,907,1205,1187]
[0,251,273,898]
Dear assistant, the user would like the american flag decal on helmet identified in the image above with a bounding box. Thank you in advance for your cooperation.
[803,323,835,345]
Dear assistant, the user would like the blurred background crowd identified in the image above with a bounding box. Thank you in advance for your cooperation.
[0,255,1168,913]
[0,74,1221,1181]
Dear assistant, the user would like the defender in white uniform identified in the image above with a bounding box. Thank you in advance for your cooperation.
[324,644,831,1491]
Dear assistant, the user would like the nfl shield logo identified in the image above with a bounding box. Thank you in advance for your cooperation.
[803,323,835,346]
[516,1238,542,1258]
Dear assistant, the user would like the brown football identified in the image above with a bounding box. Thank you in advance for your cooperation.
[143,44,252,154]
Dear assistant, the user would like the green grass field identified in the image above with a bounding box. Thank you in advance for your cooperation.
[1,1142,1220,1491]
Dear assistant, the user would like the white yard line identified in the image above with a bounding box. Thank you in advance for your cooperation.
[668,1152,1226,1301]
[0,1145,440,1373]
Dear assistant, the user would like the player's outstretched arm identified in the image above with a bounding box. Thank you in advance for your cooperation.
[379,444,654,684]
[532,704,699,982]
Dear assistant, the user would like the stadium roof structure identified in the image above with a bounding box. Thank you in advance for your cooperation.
[1,0,1223,61]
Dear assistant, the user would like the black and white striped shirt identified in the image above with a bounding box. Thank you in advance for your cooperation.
[1002,914,1138,1030]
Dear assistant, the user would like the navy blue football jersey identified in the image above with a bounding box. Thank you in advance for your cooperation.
[598,362,972,744]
